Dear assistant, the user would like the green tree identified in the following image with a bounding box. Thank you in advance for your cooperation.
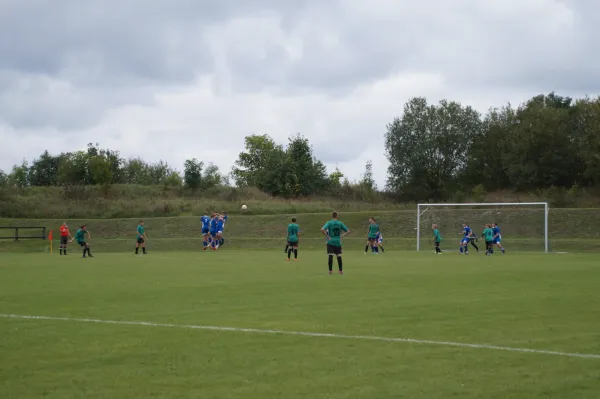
[464,105,514,190]
[385,97,481,201]
[28,150,61,186]
[89,155,113,186]
[201,163,222,189]
[122,158,152,185]
[58,151,89,185]
[148,161,174,185]
[233,134,285,188]
[328,167,344,188]
[502,94,581,189]
[164,170,183,187]
[8,160,30,187]
[360,160,376,191]
[0,170,8,186]
[184,158,203,190]
[285,134,328,196]
[571,96,600,185]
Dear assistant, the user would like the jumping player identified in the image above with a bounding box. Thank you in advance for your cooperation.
[220,211,228,247]
[59,221,72,255]
[216,215,225,249]
[375,231,385,252]
[483,223,494,255]
[286,217,300,261]
[492,223,505,254]
[460,223,472,254]
[201,210,211,251]
[433,224,442,253]
[321,211,350,274]
[209,213,219,251]
[71,225,93,258]
[469,228,480,252]
[135,220,147,255]
[364,217,380,254]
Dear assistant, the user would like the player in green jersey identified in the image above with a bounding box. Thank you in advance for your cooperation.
[364,217,380,254]
[432,224,442,254]
[482,223,494,255]
[286,218,300,261]
[321,211,350,274]
[70,225,93,258]
[135,220,148,255]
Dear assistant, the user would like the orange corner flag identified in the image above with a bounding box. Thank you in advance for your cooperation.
[48,230,53,241]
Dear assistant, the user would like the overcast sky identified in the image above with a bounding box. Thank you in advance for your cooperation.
[1,0,598,187]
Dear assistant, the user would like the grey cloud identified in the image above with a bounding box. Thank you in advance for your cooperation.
[1,0,600,133]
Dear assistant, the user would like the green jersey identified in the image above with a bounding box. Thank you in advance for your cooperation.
[287,223,299,243]
[368,223,379,238]
[433,229,442,241]
[137,225,145,238]
[483,228,494,241]
[75,229,86,243]
[322,219,349,247]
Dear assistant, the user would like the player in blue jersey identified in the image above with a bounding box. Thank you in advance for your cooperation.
[209,213,219,251]
[373,231,385,253]
[218,212,227,247]
[491,223,505,254]
[201,210,211,251]
[460,223,472,254]
[215,215,225,249]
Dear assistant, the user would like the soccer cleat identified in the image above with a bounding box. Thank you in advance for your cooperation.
[286,258,290,261]
[293,258,298,261]
[339,271,343,275]
[328,271,332,275]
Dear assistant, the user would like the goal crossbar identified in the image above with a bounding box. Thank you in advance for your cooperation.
[416,202,549,253]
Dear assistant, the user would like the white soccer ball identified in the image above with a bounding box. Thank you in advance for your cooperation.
[241,204,248,210]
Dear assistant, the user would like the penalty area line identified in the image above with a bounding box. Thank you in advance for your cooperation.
[1,313,599,360]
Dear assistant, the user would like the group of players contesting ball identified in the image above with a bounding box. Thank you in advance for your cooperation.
[54,210,505,267]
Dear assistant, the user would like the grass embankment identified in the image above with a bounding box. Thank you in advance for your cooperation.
[1,208,600,253]
[3,184,600,219]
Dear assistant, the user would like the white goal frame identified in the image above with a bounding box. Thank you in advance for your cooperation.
[416,202,549,253]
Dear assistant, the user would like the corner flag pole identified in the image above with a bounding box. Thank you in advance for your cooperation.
[48,230,53,254]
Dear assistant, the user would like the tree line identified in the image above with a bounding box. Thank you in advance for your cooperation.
[0,135,378,200]
[1,92,599,202]
[385,93,600,201]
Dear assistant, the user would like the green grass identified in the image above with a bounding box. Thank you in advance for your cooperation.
[1,250,600,398]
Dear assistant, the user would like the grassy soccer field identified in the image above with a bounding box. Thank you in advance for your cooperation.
[1,250,599,398]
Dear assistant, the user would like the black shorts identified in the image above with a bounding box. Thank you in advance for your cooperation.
[78,241,87,247]
[434,241,440,246]
[326,244,342,255]
[287,241,298,247]
[60,236,68,245]
[485,241,493,246]
[137,237,145,244]
[368,237,377,243]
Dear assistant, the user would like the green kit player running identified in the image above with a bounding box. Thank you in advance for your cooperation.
[321,211,350,275]
[135,220,148,255]
[432,224,442,253]
[71,225,93,258]
[286,218,300,261]
[483,224,494,255]
[365,217,380,254]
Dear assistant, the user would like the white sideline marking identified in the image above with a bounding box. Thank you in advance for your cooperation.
[1,313,599,360]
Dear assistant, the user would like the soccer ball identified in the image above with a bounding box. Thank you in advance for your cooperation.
[241,205,247,210]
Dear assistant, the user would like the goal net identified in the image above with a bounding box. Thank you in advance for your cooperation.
[416,202,549,253]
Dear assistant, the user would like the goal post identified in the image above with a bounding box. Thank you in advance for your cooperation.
[416,202,549,253]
